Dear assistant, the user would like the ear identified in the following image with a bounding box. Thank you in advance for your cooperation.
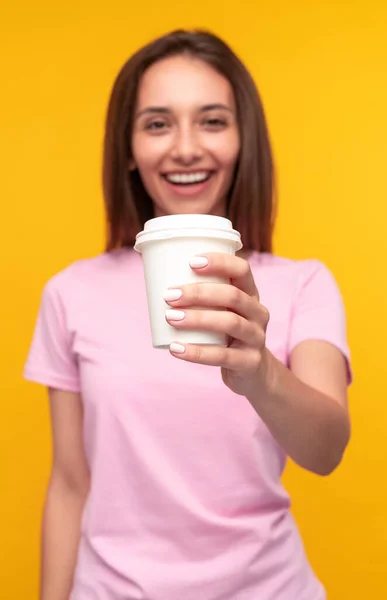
[128,158,137,171]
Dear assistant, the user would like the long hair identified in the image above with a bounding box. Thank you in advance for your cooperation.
[103,29,276,252]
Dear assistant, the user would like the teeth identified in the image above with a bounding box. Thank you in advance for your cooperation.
[165,172,210,184]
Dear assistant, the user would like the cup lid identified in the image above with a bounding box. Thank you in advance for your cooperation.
[134,214,242,252]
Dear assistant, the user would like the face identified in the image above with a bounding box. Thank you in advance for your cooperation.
[131,55,240,217]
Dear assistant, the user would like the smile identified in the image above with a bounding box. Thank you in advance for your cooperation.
[163,171,213,186]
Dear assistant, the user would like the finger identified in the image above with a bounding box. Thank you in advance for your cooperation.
[168,342,261,372]
[163,282,261,321]
[189,253,258,298]
[165,308,263,347]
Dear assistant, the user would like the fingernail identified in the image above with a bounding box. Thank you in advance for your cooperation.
[189,256,208,268]
[165,309,185,321]
[163,289,182,302]
[170,342,186,354]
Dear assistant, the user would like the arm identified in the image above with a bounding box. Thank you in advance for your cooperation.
[41,389,90,600]
[246,341,350,475]
[163,253,351,476]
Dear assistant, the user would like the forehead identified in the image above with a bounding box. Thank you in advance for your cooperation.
[136,55,235,109]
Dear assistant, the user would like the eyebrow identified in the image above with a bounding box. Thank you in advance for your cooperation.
[135,103,233,118]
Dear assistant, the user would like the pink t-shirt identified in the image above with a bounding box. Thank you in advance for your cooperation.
[24,250,351,600]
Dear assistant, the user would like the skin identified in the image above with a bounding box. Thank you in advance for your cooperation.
[131,55,240,219]
[41,53,350,600]
[132,54,351,475]
[41,389,89,600]
[162,256,350,475]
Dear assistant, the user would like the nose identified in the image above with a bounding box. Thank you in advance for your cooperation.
[171,125,203,165]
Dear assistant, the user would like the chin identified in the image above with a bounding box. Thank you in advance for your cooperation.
[157,199,226,217]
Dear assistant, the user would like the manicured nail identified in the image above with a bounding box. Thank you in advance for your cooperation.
[163,289,182,302]
[170,342,186,354]
[189,256,208,269]
[165,309,185,321]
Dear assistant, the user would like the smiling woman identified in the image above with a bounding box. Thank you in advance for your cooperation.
[131,56,240,216]
[103,31,275,253]
[24,29,351,600]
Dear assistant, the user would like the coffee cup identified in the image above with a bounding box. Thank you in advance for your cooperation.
[134,214,242,348]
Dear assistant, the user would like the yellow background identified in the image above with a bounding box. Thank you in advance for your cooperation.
[1,0,386,597]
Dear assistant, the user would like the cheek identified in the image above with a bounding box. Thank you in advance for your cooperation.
[218,147,240,175]
[132,135,169,172]
[207,132,240,171]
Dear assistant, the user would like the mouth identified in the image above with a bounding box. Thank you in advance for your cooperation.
[162,170,214,186]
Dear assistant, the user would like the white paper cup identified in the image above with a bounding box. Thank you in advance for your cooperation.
[134,214,243,348]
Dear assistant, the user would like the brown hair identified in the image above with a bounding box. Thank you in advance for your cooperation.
[103,29,276,252]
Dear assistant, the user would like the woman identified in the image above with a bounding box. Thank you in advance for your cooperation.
[24,29,351,600]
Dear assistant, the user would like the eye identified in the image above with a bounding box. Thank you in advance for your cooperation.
[204,117,228,129]
[145,120,168,132]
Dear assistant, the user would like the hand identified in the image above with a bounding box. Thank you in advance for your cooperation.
[164,253,271,397]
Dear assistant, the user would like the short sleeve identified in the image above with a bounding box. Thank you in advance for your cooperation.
[23,275,80,392]
[288,260,352,384]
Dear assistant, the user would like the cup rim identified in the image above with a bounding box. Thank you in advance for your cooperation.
[134,214,242,253]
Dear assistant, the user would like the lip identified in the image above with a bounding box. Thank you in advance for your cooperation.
[161,171,215,197]
[162,169,214,176]
[161,169,214,182]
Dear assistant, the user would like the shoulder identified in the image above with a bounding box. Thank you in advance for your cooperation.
[45,249,137,289]
[248,253,345,320]
[42,249,140,306]
[249,252,337,291]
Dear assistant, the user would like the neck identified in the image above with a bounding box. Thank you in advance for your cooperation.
[237,249,252,260]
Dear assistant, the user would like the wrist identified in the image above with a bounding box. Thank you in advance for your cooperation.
[245,348,280,407]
